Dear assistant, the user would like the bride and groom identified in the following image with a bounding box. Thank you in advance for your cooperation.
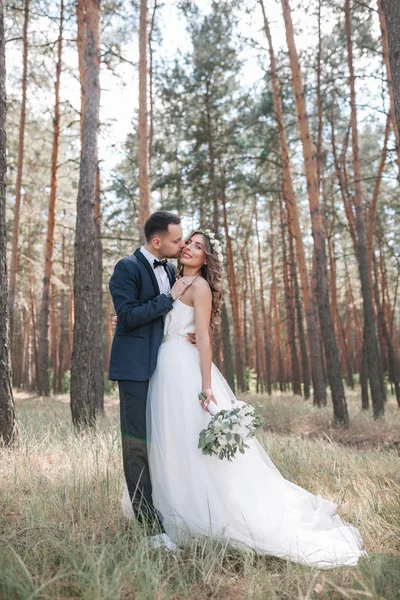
[109,210,365,568]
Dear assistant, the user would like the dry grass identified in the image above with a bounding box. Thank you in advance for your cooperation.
[252,389,400,449]
[0,389,399,599]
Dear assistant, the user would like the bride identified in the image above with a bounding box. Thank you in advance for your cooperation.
[123,229,365,569]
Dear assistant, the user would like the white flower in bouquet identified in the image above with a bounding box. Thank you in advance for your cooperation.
[198,393,264,461]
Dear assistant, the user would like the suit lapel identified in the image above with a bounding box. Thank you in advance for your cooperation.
[134,248,160,295]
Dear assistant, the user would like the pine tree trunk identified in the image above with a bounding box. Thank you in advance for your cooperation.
[27,219,38,389]
[269,203,283,392]
[0,0,16,445]
[346,0,385,418]
[288,220,310,399]
[138,0,150,238]
[367,113,391,270]
[205,80,219,234]
[37,0,64,396]
[330,119,358,257]
[220,302,235,391]
[221,188,244,390]
[50,283,59,393]
[259,0,325,406]
[379,0,400,175]
[328,234,354,389]
[281,0,348,424]
[70,0,101,429]
[22,309,31,389]
[76,0,86,132]
[315,0,323,193]
[68,263,74,356]
[373,252,400,405]
[57,213,67,393]
[93,167,104,411]
[255,204,271,393]
[8,0,29,346]
[148,0,158,164]
[76,2,104,412]
[280,199,301,395]
[240,251,250,390]
[378,235,395,339]
[205,85,221,366]
[248,250,263,390]
[13,313,23,388]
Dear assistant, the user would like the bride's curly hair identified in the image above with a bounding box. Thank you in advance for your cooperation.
[177,230,223,329]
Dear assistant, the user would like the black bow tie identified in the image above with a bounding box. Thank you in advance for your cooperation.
[153,258,168,270]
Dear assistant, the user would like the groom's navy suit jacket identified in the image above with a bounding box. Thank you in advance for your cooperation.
[109,249,176,381]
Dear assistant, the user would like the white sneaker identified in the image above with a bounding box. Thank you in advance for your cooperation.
[147,533,178,552]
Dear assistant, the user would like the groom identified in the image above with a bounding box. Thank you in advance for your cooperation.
[109,211,193,543]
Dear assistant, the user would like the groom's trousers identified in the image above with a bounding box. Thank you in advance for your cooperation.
[118,379,163,530]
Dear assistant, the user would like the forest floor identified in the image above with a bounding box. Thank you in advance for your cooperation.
[0,389,399,599]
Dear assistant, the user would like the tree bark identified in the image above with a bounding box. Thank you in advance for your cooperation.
[70,0,101,429]
[280,198,301,395]
[93,167,104,411]
[248,249,263,391]
[221,187,244,390]
[240,251,250,390]
[37,0,64,396]
[373,253,400,406]
[269,202,283,391]
[328,233,354,389]
[9,0,29,346]
[76,0,86,133]
[345,0,385,418]
[148,0,157,164]
[138,0,150,239]
[255,203,271,393]
[275,0,345,416]
[367,112,391,271]
[205,79,219,234]
[0,0,17,445]
[281,0,348,424]
[259,0,326,406]
[76,1,104,412]
[205,86,221,367]
[220,302,235,392]
[57,214,68,393]
[50,283,59,393]
[380,0,400,174]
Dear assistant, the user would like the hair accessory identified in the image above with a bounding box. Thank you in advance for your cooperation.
[198,229,223,264]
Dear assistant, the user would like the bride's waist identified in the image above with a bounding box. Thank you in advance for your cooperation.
[162,333,192,344]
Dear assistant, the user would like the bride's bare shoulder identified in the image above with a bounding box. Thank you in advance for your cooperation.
[192,277,212,297]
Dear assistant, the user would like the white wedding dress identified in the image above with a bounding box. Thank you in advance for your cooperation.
[122,299,365,568]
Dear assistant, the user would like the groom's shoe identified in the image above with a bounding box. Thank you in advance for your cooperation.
[148,533,178,553]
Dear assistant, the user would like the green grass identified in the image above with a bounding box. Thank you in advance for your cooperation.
[0,391,399,599]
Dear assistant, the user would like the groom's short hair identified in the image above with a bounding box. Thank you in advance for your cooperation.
[144,211,181,241]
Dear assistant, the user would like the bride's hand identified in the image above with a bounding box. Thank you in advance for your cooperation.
[200,388,217,413]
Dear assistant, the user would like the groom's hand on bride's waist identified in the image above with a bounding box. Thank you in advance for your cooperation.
[187,333,196,345]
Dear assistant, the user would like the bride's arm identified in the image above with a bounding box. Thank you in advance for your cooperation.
[193,279,216,405]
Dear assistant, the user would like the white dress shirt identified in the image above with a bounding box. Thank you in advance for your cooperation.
[140,246,171,295]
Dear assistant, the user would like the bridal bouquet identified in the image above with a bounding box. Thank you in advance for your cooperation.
[198,395,264,461]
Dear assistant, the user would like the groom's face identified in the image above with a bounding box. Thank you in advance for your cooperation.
[154,223,185,259]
